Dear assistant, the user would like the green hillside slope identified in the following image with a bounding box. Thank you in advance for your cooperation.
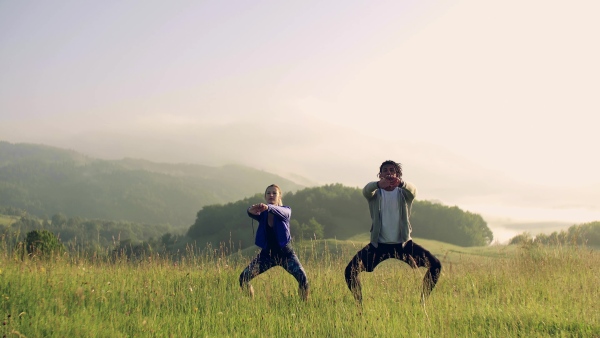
[0,141,307,226]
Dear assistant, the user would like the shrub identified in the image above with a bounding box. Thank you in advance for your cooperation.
[25,229,65,257]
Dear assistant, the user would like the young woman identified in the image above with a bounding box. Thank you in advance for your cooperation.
[239,184,309,300]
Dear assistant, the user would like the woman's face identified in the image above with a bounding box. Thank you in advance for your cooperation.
[264,186,281,205]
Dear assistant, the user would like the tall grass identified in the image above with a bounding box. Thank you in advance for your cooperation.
[1,235,598,337]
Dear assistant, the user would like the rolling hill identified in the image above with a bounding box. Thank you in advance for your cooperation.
[0,141,308,227]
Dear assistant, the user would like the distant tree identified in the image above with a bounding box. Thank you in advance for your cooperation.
[566,221,600,246]
[0,206,27,217]
[25,229,65,257]
[304,218,324,240]
[112,239,152,261]
[579,221,600,246]
[67,216,83,228]
[534,233,549,245]
[290,219,302,239]
[12,215,41,231]
[509,232,533,245]
[556,230,568,244]
[51,213,67,228]
[291,217,325,241]
[508,227,599,247]
[161,233,173,246]
[412,201,493,246]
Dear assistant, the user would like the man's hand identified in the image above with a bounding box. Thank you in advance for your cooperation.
[388,176,402,189]
[249,203,268,215]
[379,175,402,190]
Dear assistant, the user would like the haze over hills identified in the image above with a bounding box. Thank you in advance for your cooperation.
[0,141,308,227]
[5,120,595,206]
[0,142,497,250]
[4,116,599,243]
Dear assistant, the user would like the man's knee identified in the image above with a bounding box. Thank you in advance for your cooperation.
[345,259,364,285]
[427,256,442,283]
[344,261,355,280]
[430,256,442,271]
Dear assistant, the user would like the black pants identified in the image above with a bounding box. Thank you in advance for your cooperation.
[239,245,309,291]
[344,240,441,298]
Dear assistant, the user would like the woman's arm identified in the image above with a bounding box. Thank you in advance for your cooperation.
[267,205,291,221]
[247,203,268,220]
[247,208,261,220]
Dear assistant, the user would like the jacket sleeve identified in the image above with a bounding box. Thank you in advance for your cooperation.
[362,181,379,200]
[267,205,291,221]
[401,181,417,201]
[247,208,261,220]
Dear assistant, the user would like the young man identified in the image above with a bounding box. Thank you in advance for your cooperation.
[344,160,442,303]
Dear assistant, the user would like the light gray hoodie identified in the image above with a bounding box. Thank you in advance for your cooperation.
[362,180,417,248]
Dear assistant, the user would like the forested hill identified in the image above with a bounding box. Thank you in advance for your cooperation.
[188,184,494,248]
[0,141,306,227]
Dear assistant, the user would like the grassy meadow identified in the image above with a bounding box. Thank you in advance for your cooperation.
[1,234,599,337]
[0,215,17,227]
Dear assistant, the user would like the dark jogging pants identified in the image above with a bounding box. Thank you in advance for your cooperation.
[344,240,442,298]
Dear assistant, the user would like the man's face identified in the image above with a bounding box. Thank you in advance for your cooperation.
[380,164,398,179]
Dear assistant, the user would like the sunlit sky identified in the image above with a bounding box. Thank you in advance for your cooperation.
[1,1,599,242]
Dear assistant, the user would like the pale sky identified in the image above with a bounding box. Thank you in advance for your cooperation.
[1,0,599,242]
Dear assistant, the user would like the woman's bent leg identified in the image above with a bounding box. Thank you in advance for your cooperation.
[281,251,310,301]
[239,250,275,297]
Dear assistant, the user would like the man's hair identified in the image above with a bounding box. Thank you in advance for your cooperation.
[378,160,402,178]
[264,184,283,206]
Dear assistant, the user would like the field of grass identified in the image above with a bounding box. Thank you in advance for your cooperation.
[0,215,17,227]
[1,235,598,337]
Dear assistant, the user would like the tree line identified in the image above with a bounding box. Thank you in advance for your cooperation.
[2,183,496,260]
[187,184,495,249]
[6,185,599,261]
[509,221,600,247]
[0,209,178,256]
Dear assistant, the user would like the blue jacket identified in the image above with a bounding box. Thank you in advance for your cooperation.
[247,204,292,249]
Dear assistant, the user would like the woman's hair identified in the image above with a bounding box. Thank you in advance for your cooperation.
[378,160,402,178]
[264,184,283,206]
